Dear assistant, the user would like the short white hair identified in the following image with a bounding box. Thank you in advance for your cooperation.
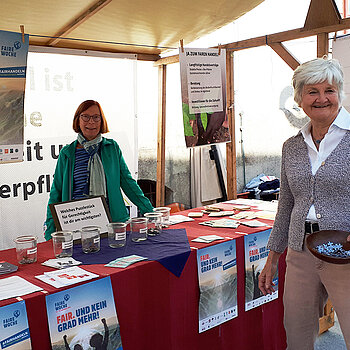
[292,57,344,106]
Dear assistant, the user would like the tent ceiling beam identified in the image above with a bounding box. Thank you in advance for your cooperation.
[46,0,112,46]
[154,17,350,66]
[268,43,300,70]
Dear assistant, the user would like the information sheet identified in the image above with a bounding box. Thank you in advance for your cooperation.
[196,240,238,332]
[179,48,230,147]
[244,229,278,311]
[0,300,31,349]
[46,277,122,350]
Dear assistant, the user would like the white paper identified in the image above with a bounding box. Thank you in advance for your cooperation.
[168,215,195,225]
[0,276,43,301]
[36,266,98,288]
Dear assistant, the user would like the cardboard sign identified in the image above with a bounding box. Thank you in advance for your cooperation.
[50,196,112,236]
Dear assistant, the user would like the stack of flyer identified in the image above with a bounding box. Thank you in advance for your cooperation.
[105,255,147,268]
[35,266,99,288]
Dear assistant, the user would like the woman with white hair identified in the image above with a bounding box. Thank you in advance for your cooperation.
[258,57,350,349]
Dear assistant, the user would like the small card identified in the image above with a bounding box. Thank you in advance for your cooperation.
[208,211,234,217]
[199,219,240,229]
[188,212,203,218]
[167,215,194,225]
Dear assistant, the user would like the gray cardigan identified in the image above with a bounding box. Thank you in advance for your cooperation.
[267,130,350,253]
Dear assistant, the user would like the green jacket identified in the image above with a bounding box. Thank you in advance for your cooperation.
[45,137,153,240]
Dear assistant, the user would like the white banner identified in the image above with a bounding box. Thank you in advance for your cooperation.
[0,50,137,250]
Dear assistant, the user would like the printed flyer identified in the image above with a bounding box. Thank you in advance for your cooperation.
[46,277,122,350]
[0,29,29,163]
[196,240,237,333]
[244,229,278,311]
[179,48,230,147]
[0,300,31,350]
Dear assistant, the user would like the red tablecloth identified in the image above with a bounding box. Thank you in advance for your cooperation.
[0,208,287,350]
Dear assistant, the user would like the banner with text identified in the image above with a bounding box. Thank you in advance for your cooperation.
[179,48,230,147]
[0,300,31,349]
[46,276,122,350]
[196,240,237,333]
[0,51,137,250]
[244,229,278,311]
[0,29,29,163]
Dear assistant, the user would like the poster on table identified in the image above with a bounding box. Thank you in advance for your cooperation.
[244,229,278,311]
[179,48,230,147]
[46,277,123,350]
[0,29,29,163]
[196,240,237,333]
[0,300,31,349]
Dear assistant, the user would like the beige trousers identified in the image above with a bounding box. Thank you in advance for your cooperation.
[284,239,350,350]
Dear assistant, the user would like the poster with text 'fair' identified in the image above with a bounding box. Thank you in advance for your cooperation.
[0,29,29,163]
[244,229,278,311]
[197,240,237,332]
[46,277,122,350]
[0,300,31,350]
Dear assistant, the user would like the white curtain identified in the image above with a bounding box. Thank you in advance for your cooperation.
[190,145,227,208]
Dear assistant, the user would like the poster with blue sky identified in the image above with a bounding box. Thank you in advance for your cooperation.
[244,229,278,311]
[0,29,28,163]
[46,277,122,350]
[0,300,31,350]
[196,240,237,333]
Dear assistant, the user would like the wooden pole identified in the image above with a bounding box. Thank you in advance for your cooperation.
[317,33,329,57]
[156,64,167,206]
[225,50,237,200]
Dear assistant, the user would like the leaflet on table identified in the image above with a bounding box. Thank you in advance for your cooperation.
[197,240,238,333]
[167,215,194,225]
[0,300,31,349]
[0,276,43,301]
[42,257,82,269]
[35,266,99,288]
[239,220,270,228]
[46,277,123,350]
[192,235,226,243]
[244,229,278,311]
[105,255,147,268]
[199,219,240,228]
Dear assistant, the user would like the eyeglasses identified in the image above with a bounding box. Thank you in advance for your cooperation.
[80,114,101,122]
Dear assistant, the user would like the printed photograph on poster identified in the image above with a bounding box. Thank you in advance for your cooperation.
[0,29,29,163]
[244,229,278,311]
[196,240,237,333]
[179,48,230,147]
[0,300,31,349]
[46,276,122,350]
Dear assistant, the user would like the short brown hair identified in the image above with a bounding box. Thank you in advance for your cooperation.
[72,100,109,134]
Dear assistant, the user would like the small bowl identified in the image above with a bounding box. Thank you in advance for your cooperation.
[306,230,350,264]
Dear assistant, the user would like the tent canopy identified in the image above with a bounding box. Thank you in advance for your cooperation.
[2,0,263,59]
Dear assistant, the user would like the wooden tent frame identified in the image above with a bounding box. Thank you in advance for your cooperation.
[153,0,350,207]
